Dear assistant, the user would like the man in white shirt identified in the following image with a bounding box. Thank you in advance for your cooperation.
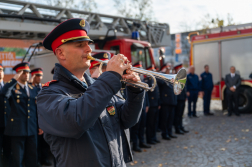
[225,66,241,116]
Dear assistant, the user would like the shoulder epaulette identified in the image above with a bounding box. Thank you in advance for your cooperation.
[43,80,58,87]
[28,85,33,89]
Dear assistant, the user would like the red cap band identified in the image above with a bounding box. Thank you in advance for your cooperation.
[31,71,43,76]
[15,66,30,72]
[89,58,108,69]
[51,29,89,53]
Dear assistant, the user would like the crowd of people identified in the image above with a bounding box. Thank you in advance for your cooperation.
[0,18,242,167]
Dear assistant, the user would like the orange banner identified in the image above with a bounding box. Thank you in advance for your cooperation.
[0,52,21,68]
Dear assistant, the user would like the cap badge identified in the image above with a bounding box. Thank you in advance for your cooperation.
[25,64,28,67]
[79,19,85,27]
[103,53,108,58]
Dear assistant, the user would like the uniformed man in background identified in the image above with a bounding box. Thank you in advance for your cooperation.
[37,18,145,167]
[145,65,161,144]
[159,64,178,140]
[186,66,201,118]
[200,65,214,116]
[0,63,5,166]
[0,63,12,167]
[129,62,151,152]
[0,62,43,167]
[29,68,52,167]
[174,64,189,134]
[89,52,109,78]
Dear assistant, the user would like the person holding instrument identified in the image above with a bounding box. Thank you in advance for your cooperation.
[37,18,145,167]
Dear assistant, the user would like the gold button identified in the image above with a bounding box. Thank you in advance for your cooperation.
[28,104,30,107]
[4,101,6,103]
[152,97,154,99]
[17,95,20,98]
[11,118,14,122]
[165,94,167,97]
[28,110,30,113]
[4,112,6,114]
[5,106,6,108]
[28,116,30,119]
[28,99,30,101]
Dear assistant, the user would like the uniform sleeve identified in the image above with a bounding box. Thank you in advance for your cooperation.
[115,87,145,129]
[0,79,17,98]
[37,71,122,139]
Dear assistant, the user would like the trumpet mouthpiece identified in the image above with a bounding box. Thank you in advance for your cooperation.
[87,54,95,60]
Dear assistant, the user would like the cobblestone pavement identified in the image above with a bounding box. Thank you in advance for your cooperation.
[128,101,252,167]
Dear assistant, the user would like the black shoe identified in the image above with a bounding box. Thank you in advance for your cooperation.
[157,128,161,132]
[41,160,52,166]
[228,114,232,117]
[139,143,151,148]
[188,115,192,118]
[154,139,161,143]
[192,115,199,118]
[235,113,240,116]
[208,113,214,116]
[169,134,178,138]
[37,162,42,167]
[180,128,189,133]
[133,146,142,152]
[162,135,171,140]
[175,130,184,135]
[147,141,156,145]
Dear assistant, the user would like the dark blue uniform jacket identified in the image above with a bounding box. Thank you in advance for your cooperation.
[200,72,214,91]
[186,73,200,91]
[145,77,160,107]
[158,78,177,106]
[37,63,145,167]
[0,79,38,136]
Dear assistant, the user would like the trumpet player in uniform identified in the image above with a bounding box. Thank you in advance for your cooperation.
[37,18,145,167]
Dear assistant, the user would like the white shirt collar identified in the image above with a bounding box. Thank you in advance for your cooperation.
[17,81,27,89]
[17,81,29,96]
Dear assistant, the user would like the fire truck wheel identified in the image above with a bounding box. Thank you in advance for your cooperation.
[237,87,252,113]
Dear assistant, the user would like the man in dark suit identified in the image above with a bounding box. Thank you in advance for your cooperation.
[225,66,241,116]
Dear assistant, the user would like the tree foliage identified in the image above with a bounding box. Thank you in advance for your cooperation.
[113,0,155,21]
[46,0,97,12]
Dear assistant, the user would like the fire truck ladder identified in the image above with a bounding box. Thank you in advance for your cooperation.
[0,0,171,47]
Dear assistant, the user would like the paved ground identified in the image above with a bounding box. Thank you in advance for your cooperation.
[129,100,252,167]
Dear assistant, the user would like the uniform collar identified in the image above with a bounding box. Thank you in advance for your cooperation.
[17,81,28,89]
[53,63,94,90]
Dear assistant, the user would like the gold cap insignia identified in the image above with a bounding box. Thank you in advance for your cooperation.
[103,53,108,58]
[25,64,28,67]
[107,106,115,116]
[79,19,85,27]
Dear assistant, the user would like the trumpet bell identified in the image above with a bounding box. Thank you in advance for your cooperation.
[173,69,187,95]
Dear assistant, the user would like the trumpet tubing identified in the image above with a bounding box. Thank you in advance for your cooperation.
[87,55,187,94]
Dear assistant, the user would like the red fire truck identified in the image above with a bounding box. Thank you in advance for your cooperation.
[190,28,252,113]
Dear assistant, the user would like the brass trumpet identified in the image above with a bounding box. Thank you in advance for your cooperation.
[87,55,187,95]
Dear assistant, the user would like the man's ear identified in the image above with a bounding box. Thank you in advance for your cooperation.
[55,47,66,61]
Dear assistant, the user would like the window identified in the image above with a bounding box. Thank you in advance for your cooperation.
[131,48,146,69]
[145,48,152,69]
[110,46,120,55]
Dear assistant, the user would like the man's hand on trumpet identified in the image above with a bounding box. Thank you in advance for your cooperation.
[106,54,140,86]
